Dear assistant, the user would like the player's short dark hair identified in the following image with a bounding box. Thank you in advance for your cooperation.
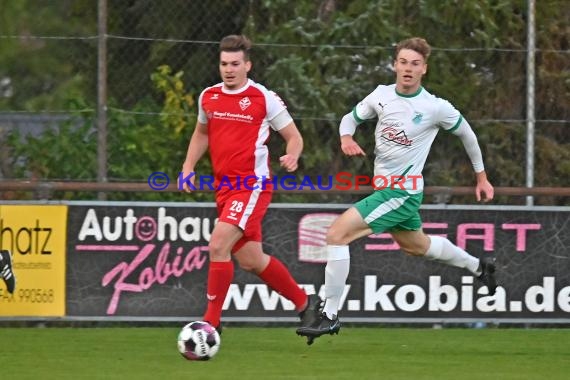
[219,34,252,61]
[395,37,431,62]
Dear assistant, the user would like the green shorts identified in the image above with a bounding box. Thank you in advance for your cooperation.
[354,189,423,234]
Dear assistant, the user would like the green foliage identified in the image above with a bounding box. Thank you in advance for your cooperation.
[0,0,96,111]
[8,98,97,181]
[245,0,568,205]
[5,99,97,200]
[105,65,213,202]
[4,65,213,202]
[1,1,568,204]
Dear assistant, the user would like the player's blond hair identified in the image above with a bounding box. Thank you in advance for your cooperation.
[395,37,431,62]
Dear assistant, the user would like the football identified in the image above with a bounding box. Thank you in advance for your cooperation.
[177,321,221,361]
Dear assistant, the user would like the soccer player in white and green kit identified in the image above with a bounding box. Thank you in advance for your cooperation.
[297,37,497,342]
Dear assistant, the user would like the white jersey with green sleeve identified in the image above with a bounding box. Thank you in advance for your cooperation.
[353,84,463,194]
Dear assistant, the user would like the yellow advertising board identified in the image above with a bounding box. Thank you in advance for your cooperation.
[0,205,67,316]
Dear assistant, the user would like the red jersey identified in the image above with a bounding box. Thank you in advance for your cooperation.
[197,79,288,191]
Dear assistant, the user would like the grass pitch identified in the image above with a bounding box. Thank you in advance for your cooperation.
[1,326,569,380]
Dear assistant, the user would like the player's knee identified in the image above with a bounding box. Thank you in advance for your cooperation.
[236,259,256,273]
[326,229,346,245]
[235,251,267,274]
[325,225,347,245]
[208,240,229,261]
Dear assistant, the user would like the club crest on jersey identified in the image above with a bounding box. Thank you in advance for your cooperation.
[239,97,252,110]
[412,112,423,124]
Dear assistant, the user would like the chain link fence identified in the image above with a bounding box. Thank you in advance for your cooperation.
[0,0,568,204]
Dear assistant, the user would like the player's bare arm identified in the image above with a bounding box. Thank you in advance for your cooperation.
[181,121,209,192]
[277,122,303,172]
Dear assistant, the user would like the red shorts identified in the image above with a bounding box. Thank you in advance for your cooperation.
[216,188,272,253]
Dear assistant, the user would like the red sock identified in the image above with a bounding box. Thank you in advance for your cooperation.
[203,260,234,328]
[258,256,307,311]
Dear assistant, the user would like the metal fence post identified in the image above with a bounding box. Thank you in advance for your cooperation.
[97,0,108,200]
[526,0,536,206]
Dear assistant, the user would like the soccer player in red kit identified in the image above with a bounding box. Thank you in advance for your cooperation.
[181,34,321,336]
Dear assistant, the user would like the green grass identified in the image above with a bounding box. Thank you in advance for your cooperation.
[1,327,569,380]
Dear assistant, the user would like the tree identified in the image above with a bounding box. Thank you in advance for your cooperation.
[1,1,567,204]
[244,0,568,204]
